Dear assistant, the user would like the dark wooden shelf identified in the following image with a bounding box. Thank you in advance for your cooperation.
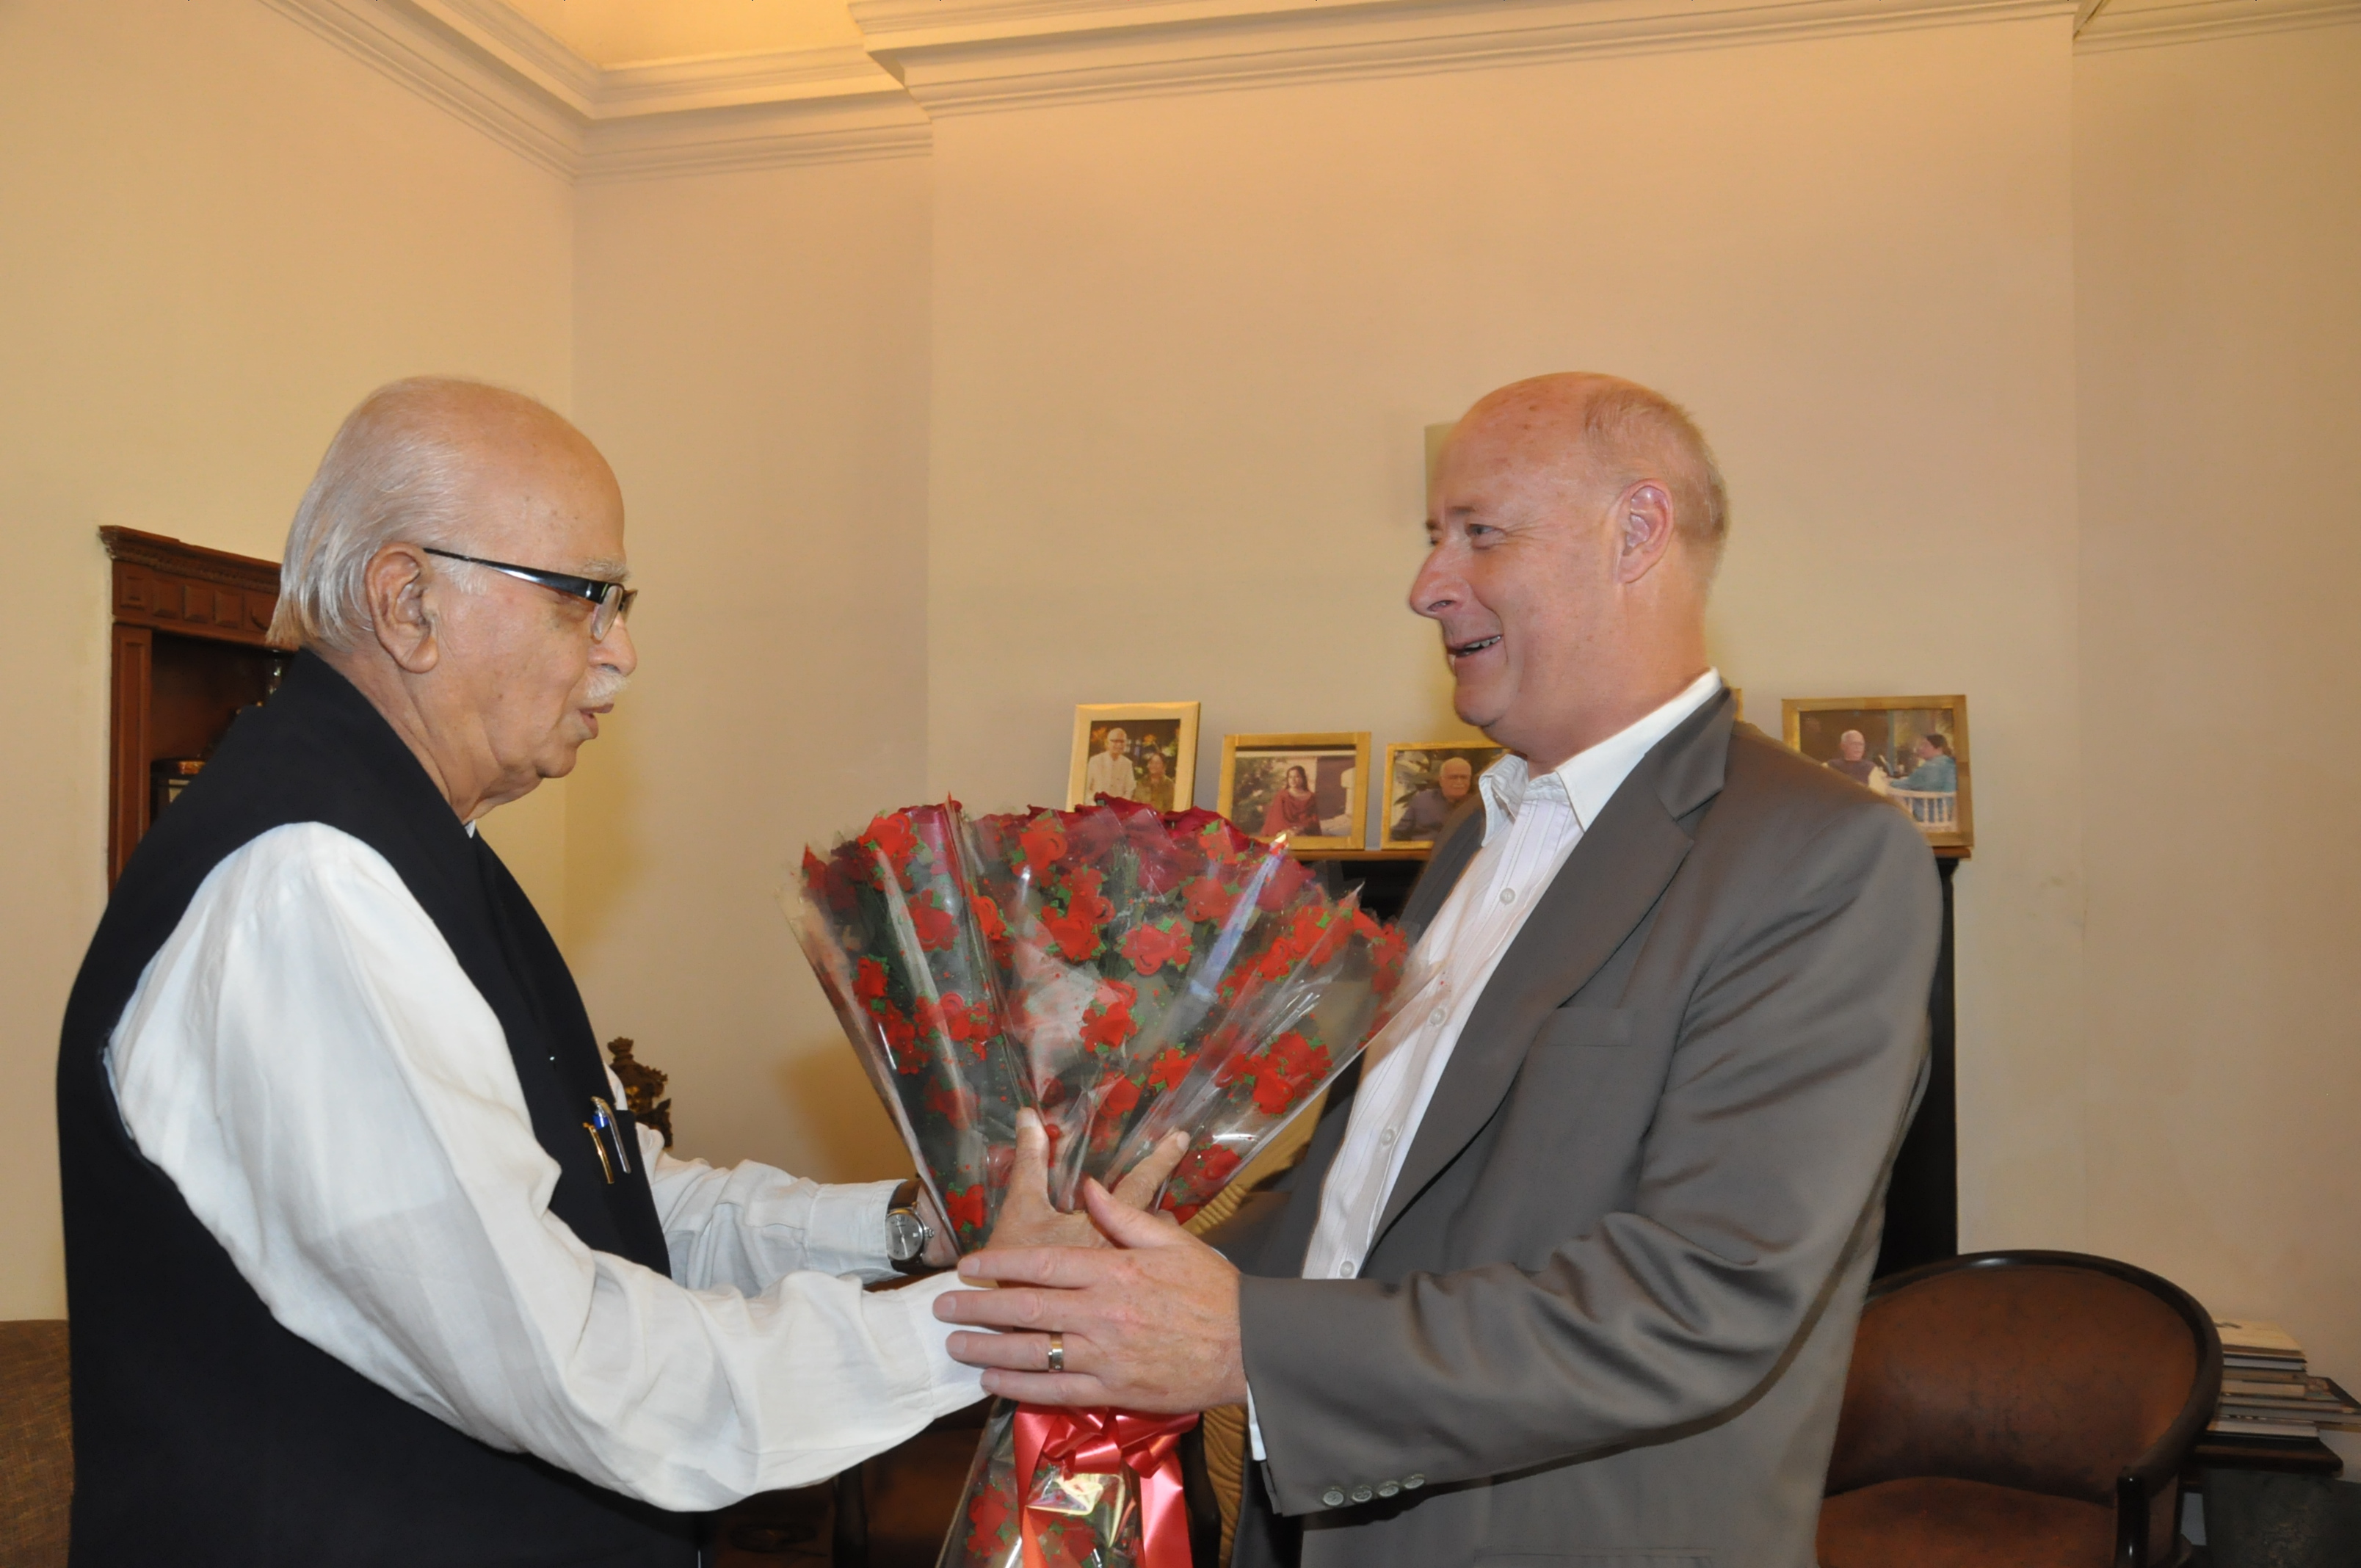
[101,527,286,885]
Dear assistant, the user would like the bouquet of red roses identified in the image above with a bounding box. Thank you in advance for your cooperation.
[792,796,1407,1568]
[792,802,1033,1252]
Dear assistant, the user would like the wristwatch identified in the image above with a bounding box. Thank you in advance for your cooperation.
[886,1178,935,1274]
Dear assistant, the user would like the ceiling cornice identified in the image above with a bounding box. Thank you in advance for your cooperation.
[2072,0,2360,48]
[258,0,926,181]
[855,0,2075,115]
[260,0,2353,175]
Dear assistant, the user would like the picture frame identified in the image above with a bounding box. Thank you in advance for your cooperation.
[1782,695,1972,852]
[1067,703,1201,812]
[1379,740,1509,851]
[1216,733,1371,850]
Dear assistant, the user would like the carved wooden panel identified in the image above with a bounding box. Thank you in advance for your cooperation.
[101,528,287,885]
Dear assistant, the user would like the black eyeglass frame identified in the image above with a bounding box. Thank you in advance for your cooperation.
[422,547,636,638]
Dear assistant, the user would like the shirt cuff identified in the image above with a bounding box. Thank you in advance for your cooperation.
[805,1178,905,1278]
[874,1272,988,1412]
[1246,1384,1267,1462]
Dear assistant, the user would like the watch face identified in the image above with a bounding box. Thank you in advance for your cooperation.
[887,1208,929,1262]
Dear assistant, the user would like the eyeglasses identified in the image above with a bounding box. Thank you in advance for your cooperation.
[423,548,637,639]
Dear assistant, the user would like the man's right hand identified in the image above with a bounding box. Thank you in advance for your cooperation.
[984,1109,1191,1253]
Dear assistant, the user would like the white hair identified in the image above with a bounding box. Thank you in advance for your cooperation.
[268,377,529,651]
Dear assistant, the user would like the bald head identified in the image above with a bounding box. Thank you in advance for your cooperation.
[1454,373,1728,575]
[270,377,619,650]
[1412,371,1722,770]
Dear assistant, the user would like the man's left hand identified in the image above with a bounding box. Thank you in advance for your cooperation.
[935,1178,1248,1413]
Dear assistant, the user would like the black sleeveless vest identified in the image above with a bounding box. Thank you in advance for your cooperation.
[56,654,697,1566]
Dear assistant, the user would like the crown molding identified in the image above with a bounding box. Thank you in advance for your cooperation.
[2073,0,2360,48]
[258,0,926,180]
[856,0,2078,115]
[258,0,579,174]
[579,95,933,184]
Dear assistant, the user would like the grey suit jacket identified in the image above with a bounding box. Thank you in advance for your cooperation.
[1220,692,1941,1568]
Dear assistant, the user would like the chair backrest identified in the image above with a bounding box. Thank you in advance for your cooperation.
[1826,1255,2199,1504]
[0,1319,72,1566]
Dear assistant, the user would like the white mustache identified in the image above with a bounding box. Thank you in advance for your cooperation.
[584,664,631,707]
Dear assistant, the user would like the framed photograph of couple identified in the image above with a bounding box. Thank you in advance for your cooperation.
[1782,695,1973,852]
[1380,741,1508,851]
[1216,733,1371,850]
[1067,703,1200,812]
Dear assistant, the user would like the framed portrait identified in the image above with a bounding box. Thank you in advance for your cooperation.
[1782,695,1972,852]
[1380,741,1509,851]
[1068,703,1200,812]
[1216,733,1371,850]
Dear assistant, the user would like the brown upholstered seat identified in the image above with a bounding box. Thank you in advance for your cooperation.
[1818,1252,2220,1568]
[0,1319,73,1567]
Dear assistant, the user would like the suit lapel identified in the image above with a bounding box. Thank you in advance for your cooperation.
[1371,694,1735,1241]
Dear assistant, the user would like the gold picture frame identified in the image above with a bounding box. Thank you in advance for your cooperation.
[1781,694,1972,852]
[1068,703,1201,811]
[1379,740,1508,851]
[1216,733,1371,850]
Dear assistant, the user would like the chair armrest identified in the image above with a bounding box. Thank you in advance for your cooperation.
[2114,1309,2224,1566]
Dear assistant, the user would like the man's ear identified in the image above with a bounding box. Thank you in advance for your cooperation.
[364,544,442,675]
[1613,482,1679,585]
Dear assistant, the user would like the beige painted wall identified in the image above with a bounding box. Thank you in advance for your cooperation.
[924,18,2088,1251]
[567,154,934,1185]
[0,0,574,1316]
[2075,22,2361,1392]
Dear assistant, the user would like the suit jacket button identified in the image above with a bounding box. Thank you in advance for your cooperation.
[1350,1485,1374,1503]
[1377,1481,1401,1498]
[1321,1489,1346,1509]
[1404,1473,1426,1490]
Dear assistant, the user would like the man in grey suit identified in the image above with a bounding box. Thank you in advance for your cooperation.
[940,372,1943,1566]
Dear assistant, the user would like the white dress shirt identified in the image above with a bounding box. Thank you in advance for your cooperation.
[106,821,982,1513]
[1250,669,1722,1458]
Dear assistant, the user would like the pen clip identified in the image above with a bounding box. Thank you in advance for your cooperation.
[581,1121,617,1184]
[590,1096,634,1177]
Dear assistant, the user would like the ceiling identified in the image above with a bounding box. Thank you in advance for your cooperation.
[498,0,863,65]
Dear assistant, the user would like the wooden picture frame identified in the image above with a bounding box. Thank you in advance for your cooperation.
[1216,732,1371,850]
[1782,694,1973,852]
[1068,702,1200,811]
[1379,740,1508,851]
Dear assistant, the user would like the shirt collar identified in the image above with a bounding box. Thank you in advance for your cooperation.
[1478,669,1724,842]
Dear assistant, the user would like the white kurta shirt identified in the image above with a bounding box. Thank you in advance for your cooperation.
[106,821,982,1513]
[1250,669,1722,1457]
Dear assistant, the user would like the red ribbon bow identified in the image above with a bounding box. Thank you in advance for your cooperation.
[1012,1405,1199,1568]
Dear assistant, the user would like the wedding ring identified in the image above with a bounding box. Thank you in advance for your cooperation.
[1046,1332,1066,1373]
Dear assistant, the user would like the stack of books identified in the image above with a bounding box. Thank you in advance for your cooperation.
[2210,1318,2361,1440]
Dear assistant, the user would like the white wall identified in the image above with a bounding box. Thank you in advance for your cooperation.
[567,154,935,1183]
[0,0,574,1317]
[922,18,2089,1251]
[2075,21,2361,1390]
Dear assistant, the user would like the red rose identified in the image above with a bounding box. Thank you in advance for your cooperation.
[944,1183,987,1234]
[860,812,922,887]
[1183,874,1238,926]
[1147,1047,1192,1094]
[924,1081,979,1126]
[1120,920,1193,976]
[973,893,1008,945]
[1079,991,1138,1051]
[1041,906,1103,962]
[854,957,888,1003]
[1249,1061,1299,1114]
[1098,1074,1141,1117]
[879,1006,924,1074]
[1255,855,1311,911]
[1064,809,1125,863]
[908,896,959,952]
[1019,818,1067,876]
[966,1485,1013,1556]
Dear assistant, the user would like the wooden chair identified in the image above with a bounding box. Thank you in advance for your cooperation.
[0,1320,73,1568]
[1819,1251,2221,1568]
